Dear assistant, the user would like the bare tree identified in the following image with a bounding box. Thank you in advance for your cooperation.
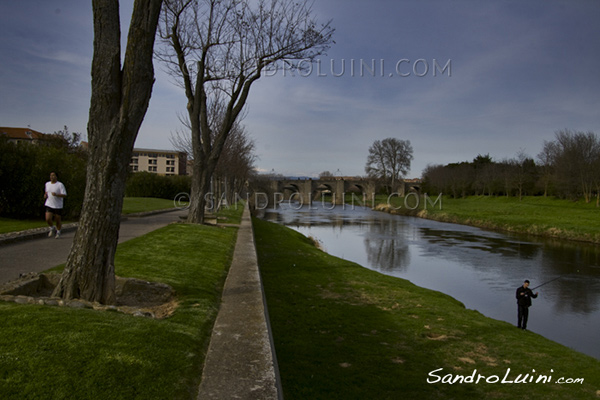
[550,130,600,202]
[537,140,558,197]
[52,0,163,304]
[365,138,413,193]
[213,124,256,205]
[157,0,334,223]
[170,113,256,206]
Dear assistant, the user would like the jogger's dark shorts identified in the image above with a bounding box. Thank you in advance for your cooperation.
[45,207,63,216]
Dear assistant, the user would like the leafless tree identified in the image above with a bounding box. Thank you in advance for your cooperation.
[156,0,334,223]
[537,140,558,197]
[170,112,256,206]
[52,0,163,304]
[550,130,600,202]
[365,138,413,193]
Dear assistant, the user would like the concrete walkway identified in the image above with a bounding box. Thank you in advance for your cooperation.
[0,209,188,285]
[197,204,282,399]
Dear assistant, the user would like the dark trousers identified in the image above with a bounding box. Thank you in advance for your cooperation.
[517,305,529,329]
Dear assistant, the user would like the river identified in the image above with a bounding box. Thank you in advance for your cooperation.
[259,202,600,360]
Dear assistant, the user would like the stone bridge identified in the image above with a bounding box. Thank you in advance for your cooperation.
[256,177,421,207]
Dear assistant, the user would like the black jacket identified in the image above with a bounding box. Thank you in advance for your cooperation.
[516,286,537,307]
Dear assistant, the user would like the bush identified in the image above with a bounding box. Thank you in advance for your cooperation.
[0,138,87,219]
[125,172,191,200]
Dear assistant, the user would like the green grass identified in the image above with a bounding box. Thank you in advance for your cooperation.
[121,196,182,215]
[253,217,600,399]
[0,197,179,234]
[0,208,242,399]
[377,195,600,244]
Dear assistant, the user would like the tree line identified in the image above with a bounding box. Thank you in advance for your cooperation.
[422,129,600,205]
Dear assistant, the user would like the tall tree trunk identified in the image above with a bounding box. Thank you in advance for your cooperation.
[187,161,212,224]
[187,152,220,223]
[52,0,162,304]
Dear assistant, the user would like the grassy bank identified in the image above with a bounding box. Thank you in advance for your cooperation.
[0,197,179,235]
[375,195,600,244]
[253,217,600,399]
[0,209,241,399]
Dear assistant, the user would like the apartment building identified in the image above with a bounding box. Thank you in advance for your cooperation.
[130,148,187,176]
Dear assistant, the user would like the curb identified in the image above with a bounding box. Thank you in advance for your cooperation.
[0,223,79,246]
[197,203,283,399]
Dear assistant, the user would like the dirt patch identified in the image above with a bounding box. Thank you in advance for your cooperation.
[0,272,178,319]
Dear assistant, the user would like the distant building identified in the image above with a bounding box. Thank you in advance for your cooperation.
[0,127,47,144]
[130,148,187,176]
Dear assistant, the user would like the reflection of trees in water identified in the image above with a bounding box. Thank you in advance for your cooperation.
[364,218,410,273]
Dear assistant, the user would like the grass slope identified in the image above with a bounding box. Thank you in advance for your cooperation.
[0,221,239,399]
[254,217,600,399]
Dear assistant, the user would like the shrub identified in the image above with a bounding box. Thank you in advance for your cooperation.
[0,138,87,219]
[125,172,191,200]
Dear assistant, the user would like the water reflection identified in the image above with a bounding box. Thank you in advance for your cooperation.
[260,202,600,359]
[364,219,411,273]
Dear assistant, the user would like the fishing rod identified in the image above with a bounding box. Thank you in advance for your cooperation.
[530,276,562,291]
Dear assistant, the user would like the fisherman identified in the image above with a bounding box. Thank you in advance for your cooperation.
[516,280,538,330]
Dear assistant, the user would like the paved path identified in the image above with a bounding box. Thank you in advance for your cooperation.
[0,209,188,285]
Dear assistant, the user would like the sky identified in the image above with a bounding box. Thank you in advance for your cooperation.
[1,0,600,179]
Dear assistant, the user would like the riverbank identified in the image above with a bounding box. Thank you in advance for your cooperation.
[374,195,600,244]
[253,217,600,399]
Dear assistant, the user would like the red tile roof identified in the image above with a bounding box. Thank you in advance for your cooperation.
[0,127,46,140]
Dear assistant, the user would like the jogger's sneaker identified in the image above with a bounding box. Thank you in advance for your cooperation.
[48,227,56,237]
[55,230,61,239]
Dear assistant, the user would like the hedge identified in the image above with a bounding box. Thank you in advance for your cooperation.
[125,171,191,200]
[0,138,87,219]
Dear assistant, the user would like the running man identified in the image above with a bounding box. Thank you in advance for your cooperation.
[44,172,67,238]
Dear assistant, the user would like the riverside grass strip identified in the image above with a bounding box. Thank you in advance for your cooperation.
[379,195,600,244]
[253,217,600,400]
[0,211,240,399]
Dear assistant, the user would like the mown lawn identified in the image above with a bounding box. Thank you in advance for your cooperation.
[0,207,241,399]
[254,217,600,399]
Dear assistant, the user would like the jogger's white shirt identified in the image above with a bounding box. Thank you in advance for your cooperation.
[44,181,67,209]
